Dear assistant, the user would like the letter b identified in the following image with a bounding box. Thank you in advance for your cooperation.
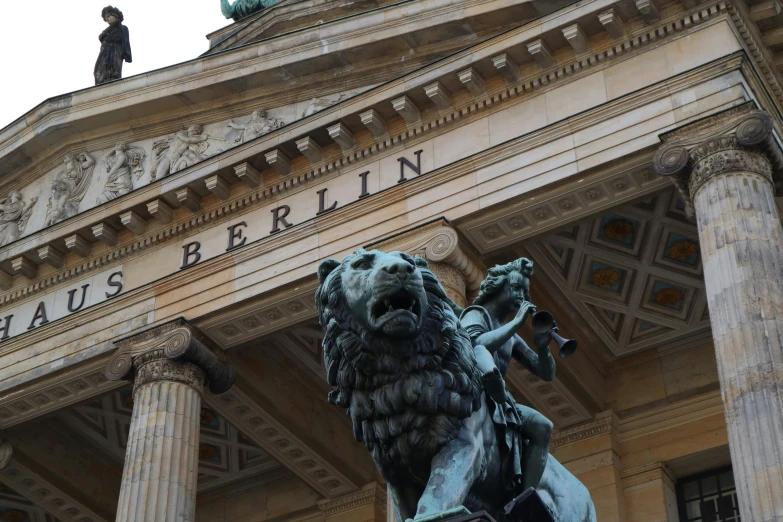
[181,241,202,269]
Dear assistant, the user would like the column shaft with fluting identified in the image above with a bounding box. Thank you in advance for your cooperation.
[105,319,235,522]
[653,105,783,521]
[694,168,783,522]
[115,355,203,522]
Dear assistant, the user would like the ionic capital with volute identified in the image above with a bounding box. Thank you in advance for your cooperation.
[105,318,235,395]
[652,103,783,220]
[369,220,485,306]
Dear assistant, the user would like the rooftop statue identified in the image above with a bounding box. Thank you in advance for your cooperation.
[94,6,132,85]
[315,250,596,522]
[221,0,286,22]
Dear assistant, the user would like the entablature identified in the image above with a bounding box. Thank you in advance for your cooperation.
[0,0,758,302]
[0,0,578,184]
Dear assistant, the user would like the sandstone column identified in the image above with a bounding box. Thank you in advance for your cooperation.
[653,104,783,522]
[105,319,235,522]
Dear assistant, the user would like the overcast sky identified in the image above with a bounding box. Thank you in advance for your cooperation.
[0,1,229,130]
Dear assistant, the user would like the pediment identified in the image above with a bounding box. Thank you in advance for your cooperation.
[205,0,569,54]
[0,0,574,248]
[207,0,402,53]
[0,0,567,182]
[0,83,379,252]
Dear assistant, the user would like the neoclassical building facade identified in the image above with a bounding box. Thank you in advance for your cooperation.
[0,0,781,520]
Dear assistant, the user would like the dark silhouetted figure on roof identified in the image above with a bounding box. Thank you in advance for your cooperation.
[94,6,132,86]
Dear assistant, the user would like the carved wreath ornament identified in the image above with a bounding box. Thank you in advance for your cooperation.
[654,287,684,306]
[669,240,698,261]
[592,268,621,288]
[603,219,633,240]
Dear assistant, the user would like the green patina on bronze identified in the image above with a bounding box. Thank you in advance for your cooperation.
[315,250,597,522]
[220,0,286,21]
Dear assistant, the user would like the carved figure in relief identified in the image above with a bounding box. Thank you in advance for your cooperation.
[94,6,132,85]
[225,109,285,144]
[97,141,146,204]
[315,250,596,522]
[45,152,96,226]
[221,0,285,21]
[0,190,38,247]
[151,125,226,181]
[301,93,347,118]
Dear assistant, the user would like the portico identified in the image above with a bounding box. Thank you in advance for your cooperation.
[0,0,782,520]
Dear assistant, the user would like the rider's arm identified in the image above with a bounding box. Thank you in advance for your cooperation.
[512,334,555,382]
[473,302,534,354]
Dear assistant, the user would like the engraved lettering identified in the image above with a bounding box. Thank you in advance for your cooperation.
[398,149,424,183]
[227,222,248,251]
[28,302,49,330]
[0,315,13,341]
[271,205,293,234]
[181,241,202,269]
[67,284,90,312]
[316,188,338,215]
[358,171,370,199]
[106,271,124,298]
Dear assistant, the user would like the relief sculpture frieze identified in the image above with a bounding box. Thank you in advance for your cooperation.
[151,125,226,181]
[0,85,376,249]
[97,142,146,204]
[224,109,285,145]
[0,191,38,247]
[45,152,96,227]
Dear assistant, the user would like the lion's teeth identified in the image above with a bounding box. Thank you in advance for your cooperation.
[388,304,394,313]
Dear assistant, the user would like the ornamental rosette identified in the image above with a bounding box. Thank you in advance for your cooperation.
[592,268,621,288]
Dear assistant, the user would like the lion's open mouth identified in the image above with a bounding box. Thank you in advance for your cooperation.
[371,289,421,325]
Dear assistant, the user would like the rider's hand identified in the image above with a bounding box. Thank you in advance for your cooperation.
[515,300,536,322]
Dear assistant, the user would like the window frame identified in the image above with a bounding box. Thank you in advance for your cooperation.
[675,466,740,522]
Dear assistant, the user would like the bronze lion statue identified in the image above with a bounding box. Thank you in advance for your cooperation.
[315,250,596,522]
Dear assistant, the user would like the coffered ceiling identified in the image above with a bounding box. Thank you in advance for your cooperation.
[522,187,711,358]
[0,485,60,522]
[58,389,283,494]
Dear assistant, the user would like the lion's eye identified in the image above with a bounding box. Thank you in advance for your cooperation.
[354,260,372,270]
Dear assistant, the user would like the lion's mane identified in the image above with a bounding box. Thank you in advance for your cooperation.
[316,255,482,485]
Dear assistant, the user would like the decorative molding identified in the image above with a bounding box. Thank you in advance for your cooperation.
[368,220,485,297]
[620,461,677,489]
[0,454,109,522]
[106,318,236,395]
[203,385,357,498]
[506,366,593,429]
[200,280,320,349]
[0,357,124,429]
[615,389,725,442]
[59,388,284,493]
[461,155,667,255]
[0,1,732,309]
[317,482,387,517]
[552,390,724,447]
[551,412,619,448]
[653,104,783,218]
[524,186,711,357]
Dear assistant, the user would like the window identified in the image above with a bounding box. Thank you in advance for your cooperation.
[677,468,741,522]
